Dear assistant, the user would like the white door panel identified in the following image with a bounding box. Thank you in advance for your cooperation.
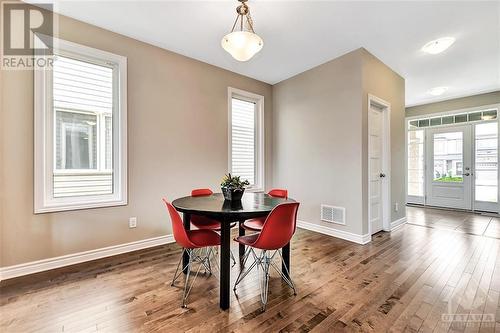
[426,125,472,210]
[369,108,384,234]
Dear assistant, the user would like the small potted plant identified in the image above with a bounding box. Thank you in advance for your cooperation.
[221,173,250,201]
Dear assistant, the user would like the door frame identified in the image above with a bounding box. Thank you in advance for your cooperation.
[405,103,500,213]
[367,94,391,236]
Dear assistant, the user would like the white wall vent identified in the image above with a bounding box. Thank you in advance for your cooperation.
[321,205,346,225]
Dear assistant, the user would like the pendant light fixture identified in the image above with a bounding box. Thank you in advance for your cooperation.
[221,0,263,62]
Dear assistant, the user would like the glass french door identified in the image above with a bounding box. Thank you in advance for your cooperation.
[426,125,472,210]
[408,121,499,212]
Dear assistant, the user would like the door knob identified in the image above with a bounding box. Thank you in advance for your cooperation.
[464,173,470,176]
[379,173,386,178]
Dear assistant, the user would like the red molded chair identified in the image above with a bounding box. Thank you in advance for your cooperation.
[241,189,289,231]
[163,199,220,308]
[233,202,299,311]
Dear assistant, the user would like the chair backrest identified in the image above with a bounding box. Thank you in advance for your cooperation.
[162,199,193,248]
[190,189,214,225]
[191,188,213,197]
[268,188,288,199]
[253,202,299,250]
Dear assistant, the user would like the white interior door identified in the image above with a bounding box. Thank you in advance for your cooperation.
[426,125,472,209]
[369,106,385,234]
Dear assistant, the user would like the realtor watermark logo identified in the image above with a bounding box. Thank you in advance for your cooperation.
[440,287,496,329]
[1,1,55,70]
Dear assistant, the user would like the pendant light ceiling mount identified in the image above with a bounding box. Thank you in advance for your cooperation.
[221,0,263,62]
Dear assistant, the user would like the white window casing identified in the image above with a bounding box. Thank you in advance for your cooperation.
[34,36,127,213]
[228,87,264,192]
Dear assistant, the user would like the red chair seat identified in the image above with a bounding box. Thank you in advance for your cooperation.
[242,217,265,231]
[191,215,222,230]
[234,233,260,246]
[187,229,221,248]
[191,215,236,231]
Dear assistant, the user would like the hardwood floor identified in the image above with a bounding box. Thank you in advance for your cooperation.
[407,206,500,239]
[1,209,500,332]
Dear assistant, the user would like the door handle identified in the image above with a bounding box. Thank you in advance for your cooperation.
[464,173,470,176]
[379,173,386,178]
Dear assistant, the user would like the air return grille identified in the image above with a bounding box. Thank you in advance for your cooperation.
[321,205,346,225]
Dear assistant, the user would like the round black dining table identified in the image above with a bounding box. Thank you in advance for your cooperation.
[172,192,295,310]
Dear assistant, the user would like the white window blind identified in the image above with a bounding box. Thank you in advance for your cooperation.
[231,98,256,185]
[53,56,113,113]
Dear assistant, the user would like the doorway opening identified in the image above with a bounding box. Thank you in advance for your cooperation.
[406,105,499,213]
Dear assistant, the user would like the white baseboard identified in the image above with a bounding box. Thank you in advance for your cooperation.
[297,220,371,245]
[390,216,407,231]
[0,234,174,281]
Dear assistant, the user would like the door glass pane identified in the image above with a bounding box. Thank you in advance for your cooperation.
[433,132,463,182]
[430,118,441,126]
[408,130,424,196]
[418,119,429,127]
[442,116,454,125]
[475,123,498,202]
[454,114,468,123]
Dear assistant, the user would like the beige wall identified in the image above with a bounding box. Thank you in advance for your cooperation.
[272,49,364,235]
[361,49,406,233]
[406,91,500,117]
[272,48,405,236]
[0,11,272,267]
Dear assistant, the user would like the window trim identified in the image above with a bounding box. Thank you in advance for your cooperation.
[227,87,265,192]
[34,36,127,213]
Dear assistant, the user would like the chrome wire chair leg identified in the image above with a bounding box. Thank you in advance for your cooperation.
[206,247,212,275]
[232,248,296,311]
[171,248,187,286]
[170,247,217,308]
[233,248,259,290]
[181,249,205,308]
[211,246,220,276]
[230,250,237,267]
[240,246,252,268]
[259,250,271,312]
[273,250,297,295]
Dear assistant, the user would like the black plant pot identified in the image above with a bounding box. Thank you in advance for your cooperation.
[221,187,245,201]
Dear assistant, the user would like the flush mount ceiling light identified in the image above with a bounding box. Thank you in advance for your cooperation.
[421,37,456,54]
[221,0,263,62]
[428,86,449,96]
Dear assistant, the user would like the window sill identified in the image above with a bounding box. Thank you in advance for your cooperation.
[34,199,127,214]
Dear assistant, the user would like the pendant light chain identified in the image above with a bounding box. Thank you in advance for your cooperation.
[228,0,256,34]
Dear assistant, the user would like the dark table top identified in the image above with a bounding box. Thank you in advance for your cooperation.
[172,192,295,221]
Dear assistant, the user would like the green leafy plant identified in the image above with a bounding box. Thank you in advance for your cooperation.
[221,173,250,190]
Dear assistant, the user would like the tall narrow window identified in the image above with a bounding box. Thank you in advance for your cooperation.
[407,130,424,199]
[35,37,127,212]
[475,122,498,203]
[229,88,264,191]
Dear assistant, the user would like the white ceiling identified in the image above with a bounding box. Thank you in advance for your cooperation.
[38,1,499,106]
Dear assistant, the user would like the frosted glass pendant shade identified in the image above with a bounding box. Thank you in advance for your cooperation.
[221,31,263,61]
